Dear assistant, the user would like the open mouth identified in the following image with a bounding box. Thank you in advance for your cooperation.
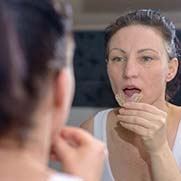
[123,88,141,97]
[115,87,143,106]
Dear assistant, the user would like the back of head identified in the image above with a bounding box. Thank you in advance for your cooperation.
[0,0,73,146]
[105,9,181,101]
[0,2,27,144]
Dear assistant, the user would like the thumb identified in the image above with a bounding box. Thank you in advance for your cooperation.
[51,135,73,163]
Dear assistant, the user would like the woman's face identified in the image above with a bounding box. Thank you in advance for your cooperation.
[107,25,174,106]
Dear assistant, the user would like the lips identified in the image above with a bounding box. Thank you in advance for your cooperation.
[123,87,141,97]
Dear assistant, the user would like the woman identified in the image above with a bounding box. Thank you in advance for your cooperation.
[0,0,106,180]
[81,9,181,181]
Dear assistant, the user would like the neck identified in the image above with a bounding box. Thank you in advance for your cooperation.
[0,113,52,168]
[151,93,169,112]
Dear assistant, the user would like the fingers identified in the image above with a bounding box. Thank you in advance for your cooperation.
[118,102,168,152]
[60,126,94,146]
[51,135,74,163]
[119,121,161,142]
[51,126,108,163]
[50,126,107,180]
[119,121,148,137]
[118,109,166,128]
[118,115,157,129]
[51,127,93,162]
[117,102,167,143]
[118,102,167,129]
[122,102,167,117]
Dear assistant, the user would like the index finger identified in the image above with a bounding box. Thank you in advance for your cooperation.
[122,102,167,116]
[60,126,94,145]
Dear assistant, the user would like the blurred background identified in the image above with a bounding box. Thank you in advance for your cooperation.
[67,0,181,127]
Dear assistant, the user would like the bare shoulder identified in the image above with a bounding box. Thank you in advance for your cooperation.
[175,105,181,118]
[169,103,181,120]
[171,103,181,113]
[80,108,114,134]
[176,105,181,113]
[80,117,94,134]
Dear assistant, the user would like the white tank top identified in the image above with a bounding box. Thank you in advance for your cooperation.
[49,173,83,181]
[93,109,181,181]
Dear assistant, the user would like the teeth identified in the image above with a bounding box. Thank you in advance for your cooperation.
[115,92,143,106]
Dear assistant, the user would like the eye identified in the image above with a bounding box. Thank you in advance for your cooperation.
[141,56,153,62]
[110,56,126,62]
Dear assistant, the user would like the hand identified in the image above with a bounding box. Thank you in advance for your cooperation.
[50,126,107,181]
[117,102,168,153]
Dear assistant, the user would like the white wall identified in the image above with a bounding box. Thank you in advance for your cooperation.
[69,0,181,30]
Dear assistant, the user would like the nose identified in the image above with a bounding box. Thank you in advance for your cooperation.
[122,58,139,79]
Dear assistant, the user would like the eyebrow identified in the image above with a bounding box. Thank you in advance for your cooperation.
[109,48,127,54]
[109,48,160,56]
[137,48,159,54]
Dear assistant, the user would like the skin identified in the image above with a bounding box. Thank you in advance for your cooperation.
[81,25,181,181]
[0,37,107,181]
[107,25,175,108]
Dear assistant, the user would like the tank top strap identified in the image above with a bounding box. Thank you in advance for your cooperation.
[93,109,115,181]
[49,173,82,181]
[93,109,112,144]
[172,120,181,170]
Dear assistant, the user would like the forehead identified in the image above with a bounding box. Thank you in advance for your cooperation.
[109,25,166,54]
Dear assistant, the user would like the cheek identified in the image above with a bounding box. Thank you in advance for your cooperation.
[107,65,123,93]
[146,66,168,93]
[153,65,168,82]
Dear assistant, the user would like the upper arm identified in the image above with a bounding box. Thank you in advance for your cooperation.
[80,118,94,135]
